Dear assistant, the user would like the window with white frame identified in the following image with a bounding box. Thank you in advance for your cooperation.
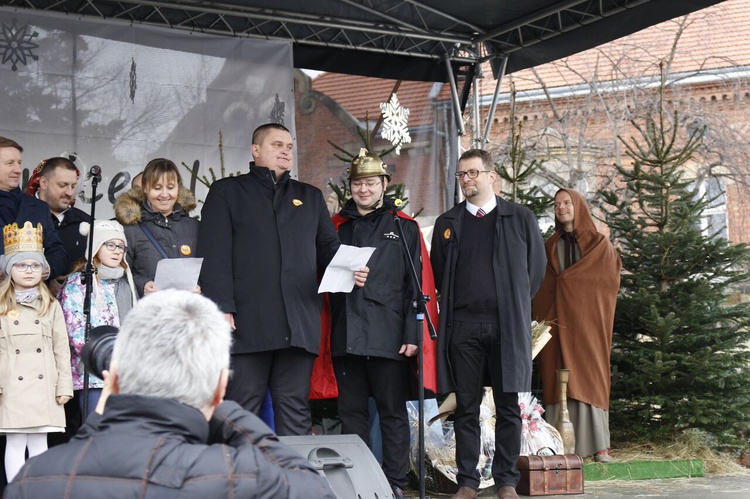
[692,176,728,240]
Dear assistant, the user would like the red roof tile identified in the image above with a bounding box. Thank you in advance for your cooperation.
[312,74,442,127]
[480,0,750,94]
[313,0,750,113]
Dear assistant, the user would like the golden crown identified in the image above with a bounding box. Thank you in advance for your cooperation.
[3,222,44,255]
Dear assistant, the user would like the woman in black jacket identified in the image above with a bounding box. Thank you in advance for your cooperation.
[114,159,199,297]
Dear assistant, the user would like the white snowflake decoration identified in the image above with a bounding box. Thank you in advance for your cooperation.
[379,94,411,154]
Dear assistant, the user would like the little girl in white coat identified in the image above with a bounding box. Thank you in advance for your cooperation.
[0,221,73,482]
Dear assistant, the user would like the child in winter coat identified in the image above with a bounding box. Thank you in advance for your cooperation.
[0,221,73,482]
[58,220,137,416]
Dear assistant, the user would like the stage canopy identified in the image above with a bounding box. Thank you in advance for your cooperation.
[3,0,728,82]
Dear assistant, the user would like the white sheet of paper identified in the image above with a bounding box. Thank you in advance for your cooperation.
[318,245,376,293]
[153,258,203,291]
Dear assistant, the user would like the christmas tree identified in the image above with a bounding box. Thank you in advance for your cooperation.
[495,85,552,220]
[599,84,750,446]
[328,115,415,214]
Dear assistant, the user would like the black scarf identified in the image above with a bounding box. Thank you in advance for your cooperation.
[561,230,579,269]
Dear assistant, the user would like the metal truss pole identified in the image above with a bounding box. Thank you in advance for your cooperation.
[443,54,466,137]
[482,56,508,148]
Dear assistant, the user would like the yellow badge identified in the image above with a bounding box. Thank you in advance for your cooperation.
[292,199,303,207]
[8,309,19,320]
[443,228,451,240]
[180,245,192,256]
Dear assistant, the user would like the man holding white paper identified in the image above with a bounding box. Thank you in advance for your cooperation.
[325,149,433,499]
[318,244,376,293]
[198,123,368,436]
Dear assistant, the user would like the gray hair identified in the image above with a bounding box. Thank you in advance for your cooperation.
[111,290,232,409]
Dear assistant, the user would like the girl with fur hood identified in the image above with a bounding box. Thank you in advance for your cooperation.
[113,158,200,298]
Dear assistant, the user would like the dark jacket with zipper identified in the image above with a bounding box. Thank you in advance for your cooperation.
[5,395,336,499]
[114,186,200,297]
[430,196,546,394]
[197,163,340,355]
[329,199,421,360]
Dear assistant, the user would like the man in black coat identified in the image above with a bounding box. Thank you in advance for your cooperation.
[31,156,91,292]
[198,123,368,436]
[5,290,336,499]
[0,136,66,280]
[430,149,546,499]
[328,149,421,498]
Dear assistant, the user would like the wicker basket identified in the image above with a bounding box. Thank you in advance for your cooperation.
[409,458,459,495]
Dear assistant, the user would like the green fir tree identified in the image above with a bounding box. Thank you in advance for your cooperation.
[599,85,750,447]
[495,86,552,219]
[327,116,417,214]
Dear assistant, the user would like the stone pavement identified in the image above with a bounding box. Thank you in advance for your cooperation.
[406,474,750,498]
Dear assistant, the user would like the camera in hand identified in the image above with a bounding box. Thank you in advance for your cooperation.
[81,325,118,380]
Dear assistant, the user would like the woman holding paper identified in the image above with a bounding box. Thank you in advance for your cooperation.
[114,158,200,297]
[58,220,138,415]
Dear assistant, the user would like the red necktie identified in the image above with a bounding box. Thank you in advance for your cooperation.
[477,208,486,218]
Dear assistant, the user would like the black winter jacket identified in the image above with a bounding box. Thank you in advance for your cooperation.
[5,395,336,499]
[198,164,339,355]
[329,200,422,360]
[52,205,90,274]
[114,187,200,297]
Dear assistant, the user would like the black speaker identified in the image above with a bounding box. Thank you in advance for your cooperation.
[279,434,394,498]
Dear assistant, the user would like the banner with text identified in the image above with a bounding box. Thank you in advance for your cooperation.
[0,8,295,218]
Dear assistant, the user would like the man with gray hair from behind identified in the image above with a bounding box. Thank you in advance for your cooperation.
[4,290,336,499]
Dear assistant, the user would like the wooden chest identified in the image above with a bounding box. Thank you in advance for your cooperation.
[516,453,584,496]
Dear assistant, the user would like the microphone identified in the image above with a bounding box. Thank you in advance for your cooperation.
[87,165,102,180]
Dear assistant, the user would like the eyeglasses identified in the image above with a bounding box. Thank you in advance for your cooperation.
[351,179,382,189]
[103,242,127,253]
[455,169,492,180]
[13,262,43,273]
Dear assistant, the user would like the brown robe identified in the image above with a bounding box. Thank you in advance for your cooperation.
[533,189,621,411]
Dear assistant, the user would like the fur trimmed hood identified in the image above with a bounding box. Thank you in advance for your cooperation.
[114,186,197,226]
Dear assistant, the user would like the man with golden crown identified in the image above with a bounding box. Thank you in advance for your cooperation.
[0,137,66,279]
[323,149,437,498]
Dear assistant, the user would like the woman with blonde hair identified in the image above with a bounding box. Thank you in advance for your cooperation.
[0,222,72,482]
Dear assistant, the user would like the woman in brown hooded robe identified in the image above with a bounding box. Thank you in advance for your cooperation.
[533,188,621,461]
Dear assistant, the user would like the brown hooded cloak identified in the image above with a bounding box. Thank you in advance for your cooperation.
[533,189,621,411]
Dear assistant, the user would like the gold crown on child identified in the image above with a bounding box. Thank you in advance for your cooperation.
[3,222,44,255]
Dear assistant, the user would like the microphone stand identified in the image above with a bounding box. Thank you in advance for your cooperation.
[392,210,437,499]
[81,166,101,421]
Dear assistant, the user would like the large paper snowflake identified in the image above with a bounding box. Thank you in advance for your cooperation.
[0,19,39,72]
[379,93,411,154]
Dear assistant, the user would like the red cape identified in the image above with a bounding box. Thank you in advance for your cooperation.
[309,210,439,399]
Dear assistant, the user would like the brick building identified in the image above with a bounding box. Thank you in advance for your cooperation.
[294,73,454,220]
[294,0,750,242]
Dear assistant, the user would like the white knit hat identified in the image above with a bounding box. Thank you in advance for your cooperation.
[79,220,138,304]
[80,220,127,260]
